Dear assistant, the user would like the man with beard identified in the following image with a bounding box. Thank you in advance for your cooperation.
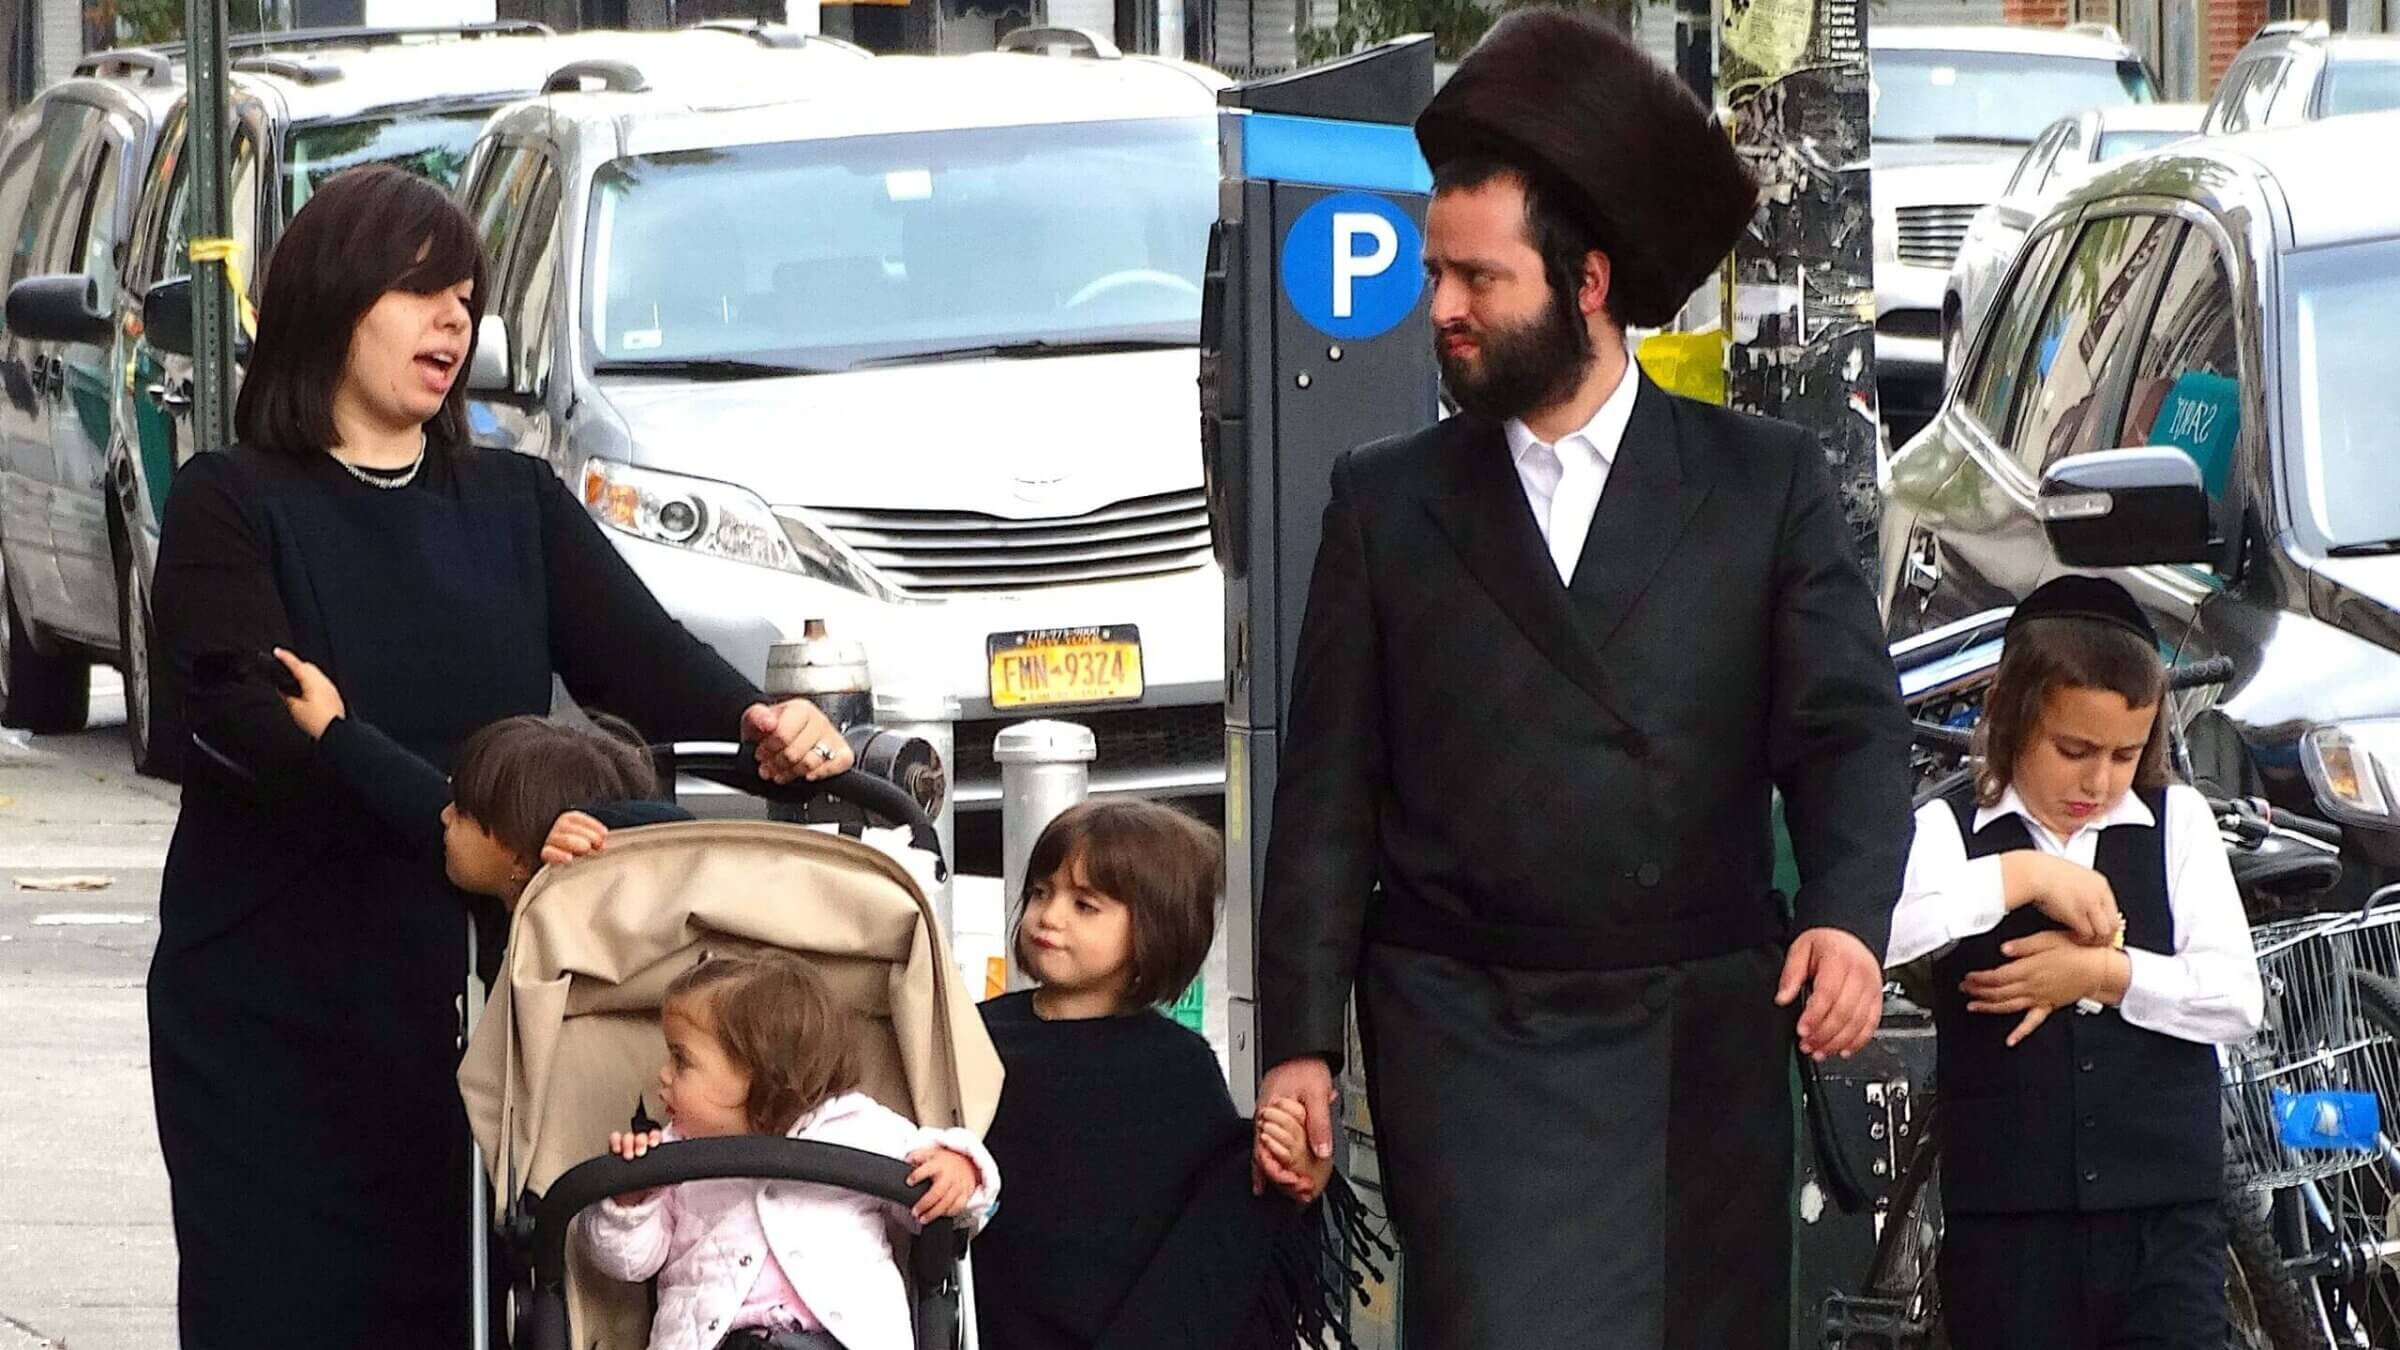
[1249,11,1912,1346]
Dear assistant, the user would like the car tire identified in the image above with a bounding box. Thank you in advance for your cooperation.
[114,538,179,781]
[1,563,91,733]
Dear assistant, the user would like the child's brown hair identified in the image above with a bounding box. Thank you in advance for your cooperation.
[450,712,658,862]
[1974,616,2173,807]
[1012,798,1223,1010]
[665,951,861,1136]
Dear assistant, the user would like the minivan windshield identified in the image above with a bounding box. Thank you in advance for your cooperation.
[584,117,1216,372]
[283,110,492,217]
[2288,237,2400,549]
[1872,49,2156,144]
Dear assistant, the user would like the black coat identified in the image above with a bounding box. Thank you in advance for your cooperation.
[145,442,758,1347]
[1256,376,1911,1347]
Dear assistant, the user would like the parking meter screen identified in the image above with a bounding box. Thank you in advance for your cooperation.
[583,118,1217,373]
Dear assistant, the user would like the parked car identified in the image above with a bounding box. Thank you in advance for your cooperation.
[0,49,185,735]
[458,42,1229,812]
[1941,102,2203,384]
[1879,110,2400,889]
[1869,24,2157,440]
[2201,22,2400,135]
[3,22,859,773]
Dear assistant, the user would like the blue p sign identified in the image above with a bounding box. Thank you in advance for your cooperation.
[1281,192,1425,341]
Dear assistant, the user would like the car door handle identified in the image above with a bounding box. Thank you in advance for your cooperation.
[1903,531,1942,596]
[147,380,194,411]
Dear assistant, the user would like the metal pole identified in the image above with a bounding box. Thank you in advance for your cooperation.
[186,0,237,456]
[464,919,492,1350]
[994,720,1094,992]
[873,688,962,935]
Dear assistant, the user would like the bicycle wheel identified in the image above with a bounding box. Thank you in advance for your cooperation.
[2225,1188,2322,1350]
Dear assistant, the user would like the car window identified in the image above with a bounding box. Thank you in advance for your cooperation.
[1963,225,2073,434]
[283,111,490,218]
[2095,128,2185,160]
[2239,56,2292,129]
[2288,238,2400,549]
[465,143,538,278]
[501,159,561,398]
[2008,127,2064,196]
[155,128,262,298]
[2211,61,2262,133]
[72,139,121,311]
[2001,212,2177,474]
[1870,49,2155,144]
[2114,226,2241,506]
[9,100,101,288]
[2322,60,2400,117]
[2053,121,2086,179]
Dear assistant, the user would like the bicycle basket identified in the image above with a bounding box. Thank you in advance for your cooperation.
[2223,903,2400,1190]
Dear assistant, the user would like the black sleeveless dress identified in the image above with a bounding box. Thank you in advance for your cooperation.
[146,441,759,1347]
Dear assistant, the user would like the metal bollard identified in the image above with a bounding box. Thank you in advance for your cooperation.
[996,720,1096,993]
[872,689,962,935]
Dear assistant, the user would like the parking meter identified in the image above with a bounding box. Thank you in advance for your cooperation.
[1200,34,1438,1107]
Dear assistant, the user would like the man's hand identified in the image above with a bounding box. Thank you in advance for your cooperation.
[1257,1097,1334,1205]
[1251,1056,1336,1196]
[1778,927,1885,1060]
[1965,929,2131,1047]
[742,699,856,784]
[273,648,344,740]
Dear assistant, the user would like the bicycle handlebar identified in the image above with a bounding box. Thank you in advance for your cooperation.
[2168,655,2235,692]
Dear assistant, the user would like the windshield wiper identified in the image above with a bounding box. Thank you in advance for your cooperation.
[2329,539,2400,557]
[846,337,1191,370]
[1932,134,2035,147]
[591,358,828,380]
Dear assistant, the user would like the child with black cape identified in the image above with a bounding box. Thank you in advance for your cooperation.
[972,800,1390,1350]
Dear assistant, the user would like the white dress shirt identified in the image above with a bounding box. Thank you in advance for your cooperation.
[1503,348,1640,585]
[1887,783,2264,1047]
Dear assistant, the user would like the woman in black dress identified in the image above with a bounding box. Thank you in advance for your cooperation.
[146,166,853,1347]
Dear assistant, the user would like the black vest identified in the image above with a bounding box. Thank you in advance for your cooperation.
[1933,789,2223,1214]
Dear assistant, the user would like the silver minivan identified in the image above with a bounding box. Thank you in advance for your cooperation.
[460,44,1228,812]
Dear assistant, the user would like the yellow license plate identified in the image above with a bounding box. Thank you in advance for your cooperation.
[987,626,1145,710]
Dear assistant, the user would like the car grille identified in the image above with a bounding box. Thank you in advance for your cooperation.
[799,489,1213,596]
[1896,204,1980,268]
[951,703,1223,787]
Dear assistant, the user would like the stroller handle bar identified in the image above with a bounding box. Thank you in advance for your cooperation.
[521,1138,966,1350]
[657,742,944,869]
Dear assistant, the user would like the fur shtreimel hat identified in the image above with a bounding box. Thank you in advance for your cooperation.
[1414,7,1759,327]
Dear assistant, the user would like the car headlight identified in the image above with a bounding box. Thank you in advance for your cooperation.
[580,457,887,597]
[2302,721,2400,824]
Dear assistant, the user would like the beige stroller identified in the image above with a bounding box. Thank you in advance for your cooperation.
[458,768,1002,1350]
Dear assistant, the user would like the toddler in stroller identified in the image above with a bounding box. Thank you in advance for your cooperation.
[460,796,1003,1350]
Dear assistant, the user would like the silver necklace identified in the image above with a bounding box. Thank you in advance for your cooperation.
[331,436,426,490]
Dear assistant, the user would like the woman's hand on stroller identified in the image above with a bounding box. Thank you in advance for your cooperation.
[607,1129,667,1206]
[541,812,611,867]
[1257,1097,1332,1205]
[742,698,857,784]
[905,1146,981,1223]
[272,649,345,740]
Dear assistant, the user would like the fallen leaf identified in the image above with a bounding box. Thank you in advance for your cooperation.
[0,794,15,807]
[13,875,115,893]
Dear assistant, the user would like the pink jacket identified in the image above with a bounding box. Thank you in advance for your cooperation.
[577,1093,1000,1350]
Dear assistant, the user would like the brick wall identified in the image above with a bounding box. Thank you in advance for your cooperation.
[2206,0,2268,87]
[2003,0,2071,23]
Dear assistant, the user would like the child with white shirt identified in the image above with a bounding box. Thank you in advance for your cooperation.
[1886,575,2262,1350]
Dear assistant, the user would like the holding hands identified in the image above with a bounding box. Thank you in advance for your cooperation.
[1256,1096,1335,1205]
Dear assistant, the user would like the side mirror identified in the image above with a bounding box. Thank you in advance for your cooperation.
[141,277,195,357]
[141,277,254,362]
[2038,447,2215,567]
[468,314,511,394]
[6,274,112,346]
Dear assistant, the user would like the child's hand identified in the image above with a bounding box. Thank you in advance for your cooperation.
[1963,930,2133,1047]
[272,648,344,741]
[2003,852,2123,946]
[541,811,612,867]
[906,1146,980,1223]
[608,1129,665,1206]
[1257,1097,1333,1205]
